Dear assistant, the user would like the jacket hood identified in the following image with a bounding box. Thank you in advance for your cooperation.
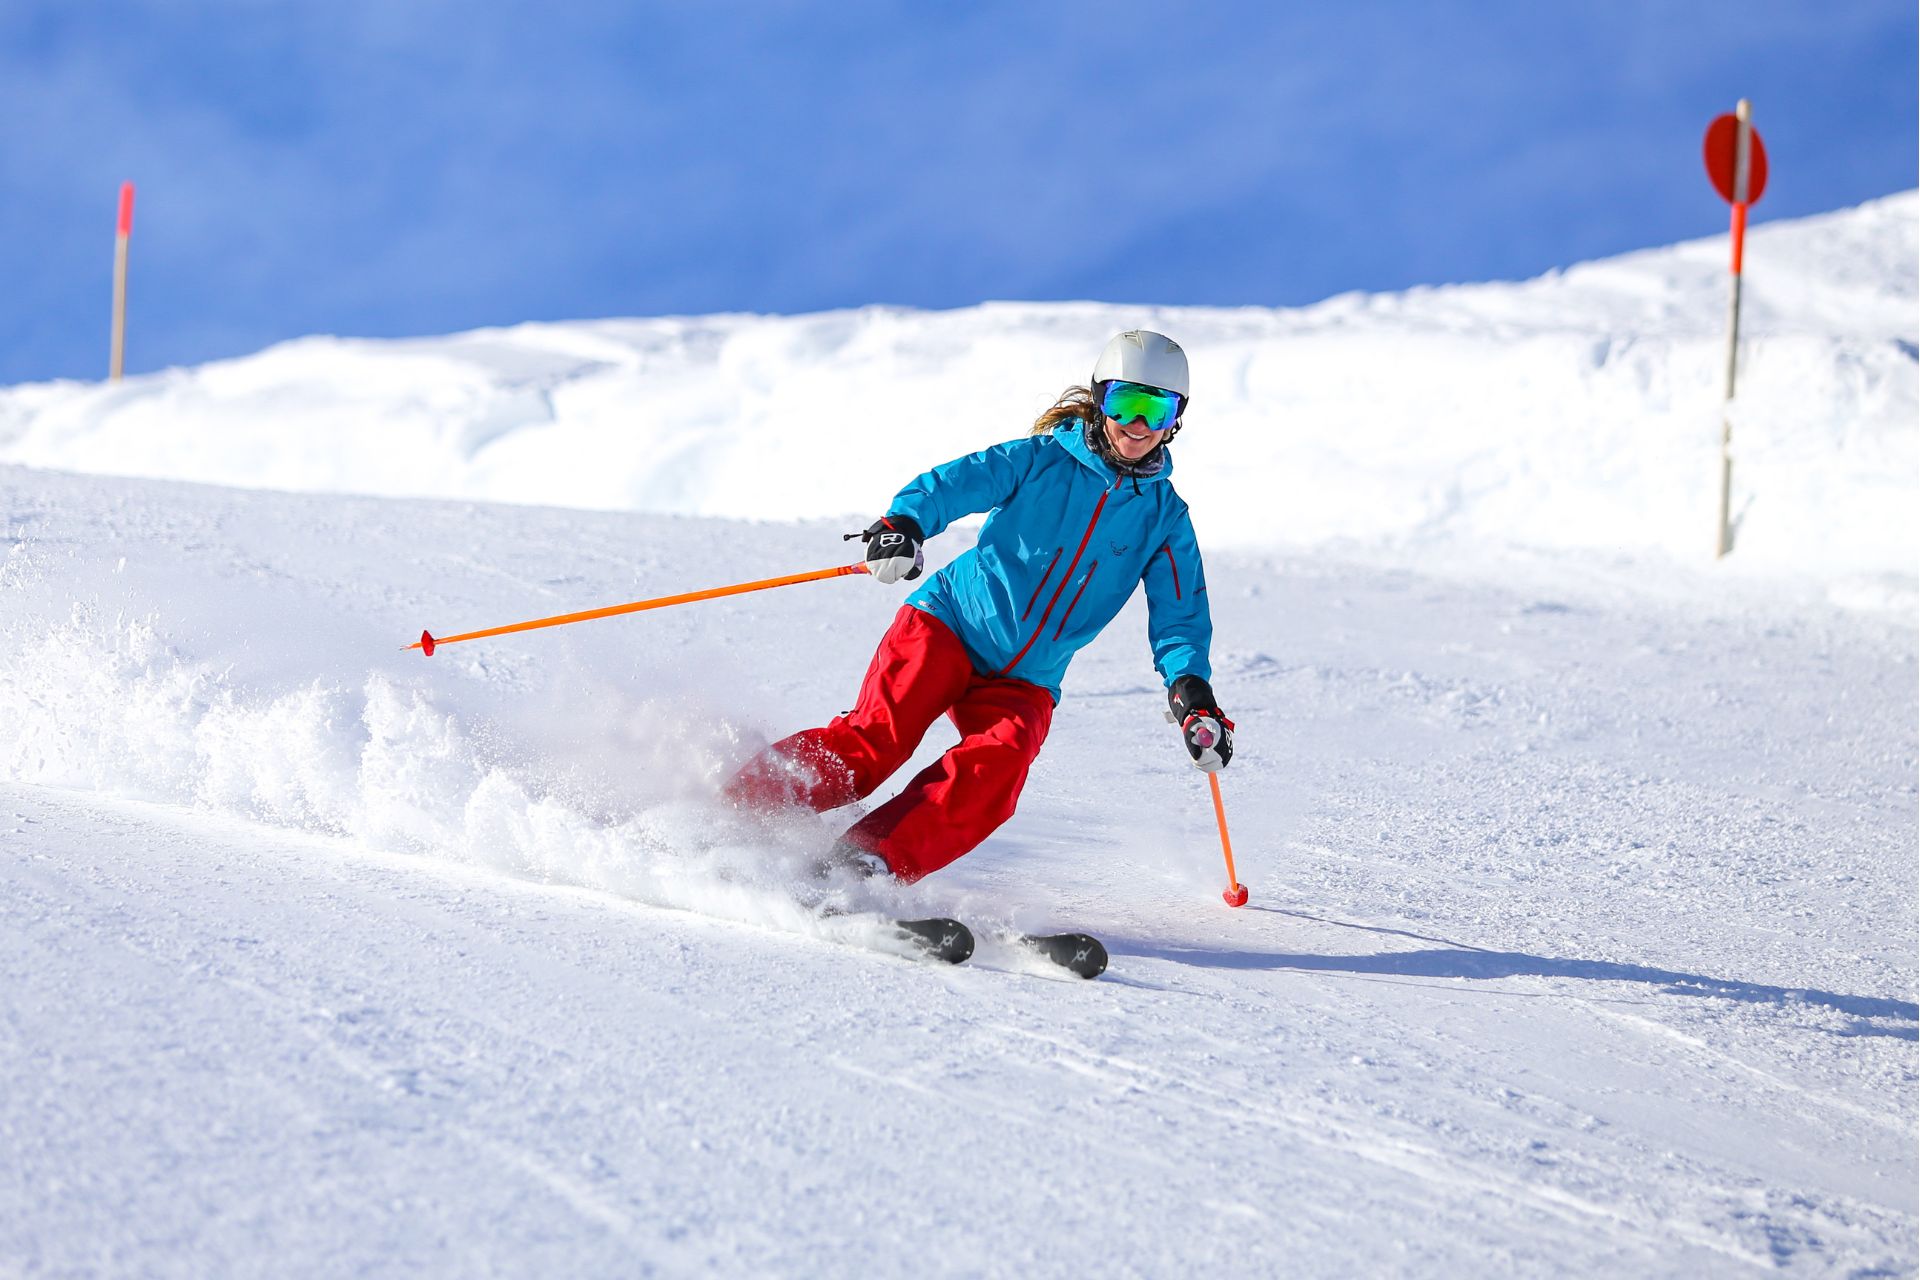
[1054,418,1176,484]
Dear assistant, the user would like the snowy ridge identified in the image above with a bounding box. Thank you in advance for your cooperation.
[1,193,1913,582]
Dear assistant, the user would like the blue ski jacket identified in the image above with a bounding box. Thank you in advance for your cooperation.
[886,419,1213,701]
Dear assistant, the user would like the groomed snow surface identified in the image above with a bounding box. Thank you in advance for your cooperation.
[2,194,1916,1275]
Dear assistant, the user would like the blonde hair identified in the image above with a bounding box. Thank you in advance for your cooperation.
[1030,385,1100,436]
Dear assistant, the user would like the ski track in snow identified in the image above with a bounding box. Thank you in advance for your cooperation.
[1,460,1913,1276]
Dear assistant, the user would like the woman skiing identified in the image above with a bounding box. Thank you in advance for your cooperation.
[723,330,1233,882]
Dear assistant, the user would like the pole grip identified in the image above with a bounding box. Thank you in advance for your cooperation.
[117,182,135,236]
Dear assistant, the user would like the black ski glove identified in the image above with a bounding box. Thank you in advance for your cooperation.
[1168,674,1234,772]
[851,515,924,584]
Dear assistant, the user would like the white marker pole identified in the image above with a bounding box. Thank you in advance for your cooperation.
[1715,102,1753,559]
[109,182,135,381]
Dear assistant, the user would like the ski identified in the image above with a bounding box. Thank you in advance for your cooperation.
[808,903,973,965]
[892,916,975,965]
[824,909,1099,975]
[1019,931,1108,979]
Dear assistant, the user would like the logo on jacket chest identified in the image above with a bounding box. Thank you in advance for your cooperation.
[1108,540,1130,556]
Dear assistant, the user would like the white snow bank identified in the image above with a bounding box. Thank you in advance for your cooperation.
[1,193,1912,580]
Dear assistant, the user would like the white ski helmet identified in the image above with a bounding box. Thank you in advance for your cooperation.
[1092,329,1189,399]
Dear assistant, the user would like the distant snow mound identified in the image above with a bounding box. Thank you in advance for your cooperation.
[1,192,1912,579]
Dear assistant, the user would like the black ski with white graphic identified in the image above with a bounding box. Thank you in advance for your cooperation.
[1020,931,1108,979]
[894,917,975,964]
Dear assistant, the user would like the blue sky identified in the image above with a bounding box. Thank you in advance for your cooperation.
[2,1,1913,384]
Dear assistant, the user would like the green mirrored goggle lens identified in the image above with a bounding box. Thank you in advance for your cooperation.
[1100,380,1182,433]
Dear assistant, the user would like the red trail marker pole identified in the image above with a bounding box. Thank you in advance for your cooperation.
[109,182,135,381]
[1702,101,1768,559]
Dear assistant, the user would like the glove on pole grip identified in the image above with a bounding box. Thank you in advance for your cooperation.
[848,515,925,584]
[1169,674,1234,771]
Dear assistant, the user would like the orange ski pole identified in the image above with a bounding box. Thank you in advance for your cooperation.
[407,562,869,656]
[1208,771,1249,907]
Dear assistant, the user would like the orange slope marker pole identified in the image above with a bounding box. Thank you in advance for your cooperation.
[1208,772,1249,907]
[109,182,135,380]
[408,562,869,655]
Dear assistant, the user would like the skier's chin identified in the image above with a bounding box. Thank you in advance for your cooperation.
[1104,421,1158,461]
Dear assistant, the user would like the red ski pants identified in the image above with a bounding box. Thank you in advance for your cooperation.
[721,606,1054,882]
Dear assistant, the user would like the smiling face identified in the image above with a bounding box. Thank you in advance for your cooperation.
[1102,414,1169,463]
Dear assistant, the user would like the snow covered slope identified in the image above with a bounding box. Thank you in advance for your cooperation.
[0,194,1913,582]
[2,461,1914,1275]
[2,191,1914,1274]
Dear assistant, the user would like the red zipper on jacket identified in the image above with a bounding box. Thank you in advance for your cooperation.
[995,483,1113,677]
[1160,544,1181,600]
[1052,560,1098,641]
[1021,549,1062,621]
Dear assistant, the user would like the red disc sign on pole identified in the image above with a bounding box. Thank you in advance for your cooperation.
[1703,114,1768,205]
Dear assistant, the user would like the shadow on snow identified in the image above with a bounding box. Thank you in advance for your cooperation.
[1127,907,1918,1037]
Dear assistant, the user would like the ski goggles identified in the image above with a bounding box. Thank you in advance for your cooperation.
[1099,379,1184,433]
